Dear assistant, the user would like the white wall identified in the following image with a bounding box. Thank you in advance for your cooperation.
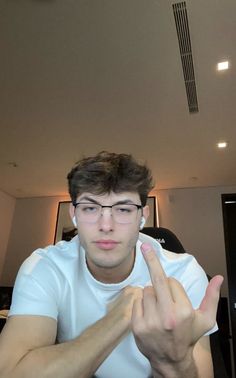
[0,190,16,283]
[1,195,69,285]
[156,185,236,296]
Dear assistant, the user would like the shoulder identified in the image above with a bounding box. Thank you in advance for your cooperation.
[12,236,81,304]
[18,236,79,277]
[9,237,80,319]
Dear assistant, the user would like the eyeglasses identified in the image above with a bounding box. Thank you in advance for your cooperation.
[74,202,142,224]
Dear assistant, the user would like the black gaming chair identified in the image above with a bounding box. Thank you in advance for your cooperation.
[140,226,231,378]
[140,226,186,254]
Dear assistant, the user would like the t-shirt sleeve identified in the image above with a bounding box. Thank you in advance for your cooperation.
[9,251,63,320]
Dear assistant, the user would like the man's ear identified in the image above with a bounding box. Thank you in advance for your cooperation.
[69,203,77,228]
[69,203,74,219]
[69,203,77,227]
[142,205,150,224]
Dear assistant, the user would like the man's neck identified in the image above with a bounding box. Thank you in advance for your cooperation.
[86,250,136,284]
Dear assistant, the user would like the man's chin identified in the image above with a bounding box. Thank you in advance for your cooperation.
[89,256,122,270]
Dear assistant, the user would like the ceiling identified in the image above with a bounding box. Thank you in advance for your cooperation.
[0,0,235,198]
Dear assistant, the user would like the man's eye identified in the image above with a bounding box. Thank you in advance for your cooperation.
[116,207,132,213]
[82,206,98,213]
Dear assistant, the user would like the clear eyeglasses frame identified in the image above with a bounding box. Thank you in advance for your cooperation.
[73,202,142,224]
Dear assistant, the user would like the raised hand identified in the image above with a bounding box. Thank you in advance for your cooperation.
[131,243,223,376]
[108,286,143,326]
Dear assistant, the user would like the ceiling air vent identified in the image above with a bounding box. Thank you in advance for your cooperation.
[172,2,199,113]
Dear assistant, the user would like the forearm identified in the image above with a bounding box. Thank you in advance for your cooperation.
[7,311,128,378]
[151,353,198,378]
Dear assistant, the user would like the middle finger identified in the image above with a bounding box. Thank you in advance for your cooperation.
[141,243,173,308]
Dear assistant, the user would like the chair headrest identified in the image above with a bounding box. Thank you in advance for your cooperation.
[140,227,186,254]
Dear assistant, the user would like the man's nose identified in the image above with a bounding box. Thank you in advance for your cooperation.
[98,209,114,232]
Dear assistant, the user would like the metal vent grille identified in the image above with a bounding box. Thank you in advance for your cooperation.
[173,2,199,113]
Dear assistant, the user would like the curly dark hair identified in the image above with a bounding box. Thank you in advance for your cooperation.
[67,151,154,206]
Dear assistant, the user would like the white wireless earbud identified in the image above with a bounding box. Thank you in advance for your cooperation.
[139,216,146,230]
[72,216,77,228]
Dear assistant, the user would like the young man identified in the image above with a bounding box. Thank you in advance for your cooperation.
[0,151,223,378]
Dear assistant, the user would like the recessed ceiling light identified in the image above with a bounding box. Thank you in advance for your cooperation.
[217,61,229,71]
[217,142,228,149]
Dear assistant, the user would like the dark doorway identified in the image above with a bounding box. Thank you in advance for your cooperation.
[222,193,236,376]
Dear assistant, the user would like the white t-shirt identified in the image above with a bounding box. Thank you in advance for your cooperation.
[9,233,215,378]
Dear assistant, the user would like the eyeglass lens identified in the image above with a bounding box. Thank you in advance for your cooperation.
[75,203,141,224]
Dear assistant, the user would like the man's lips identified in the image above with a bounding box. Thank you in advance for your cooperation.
[94,240,119,250]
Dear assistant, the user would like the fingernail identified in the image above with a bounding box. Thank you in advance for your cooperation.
[141,243,152,254]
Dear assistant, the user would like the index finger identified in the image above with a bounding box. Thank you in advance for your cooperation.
[141,243,172,305]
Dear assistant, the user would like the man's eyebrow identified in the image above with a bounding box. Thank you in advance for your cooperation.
[113,200,139,205]
[77,196,100,204]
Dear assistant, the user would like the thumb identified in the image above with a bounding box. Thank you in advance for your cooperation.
[194,275,223,339]
[199,275,223,312]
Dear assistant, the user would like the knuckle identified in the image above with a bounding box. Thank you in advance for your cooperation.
[177,303,194,321]
[167,276,175,284]
[145,317,158,332]
[184,307,194,320]
[123,286,143,300]
[133,322,147,339]
[163,317,176,331]
[123,285,132,293]
[143,286,154,295]
[132,320,146,336]
[161,308,177,331]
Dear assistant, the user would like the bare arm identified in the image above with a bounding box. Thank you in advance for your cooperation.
[193,336,214,378]
[0,287,142,378]
[150,336,213,378]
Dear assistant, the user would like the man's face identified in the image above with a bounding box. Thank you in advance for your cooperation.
[70,191,149,283]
